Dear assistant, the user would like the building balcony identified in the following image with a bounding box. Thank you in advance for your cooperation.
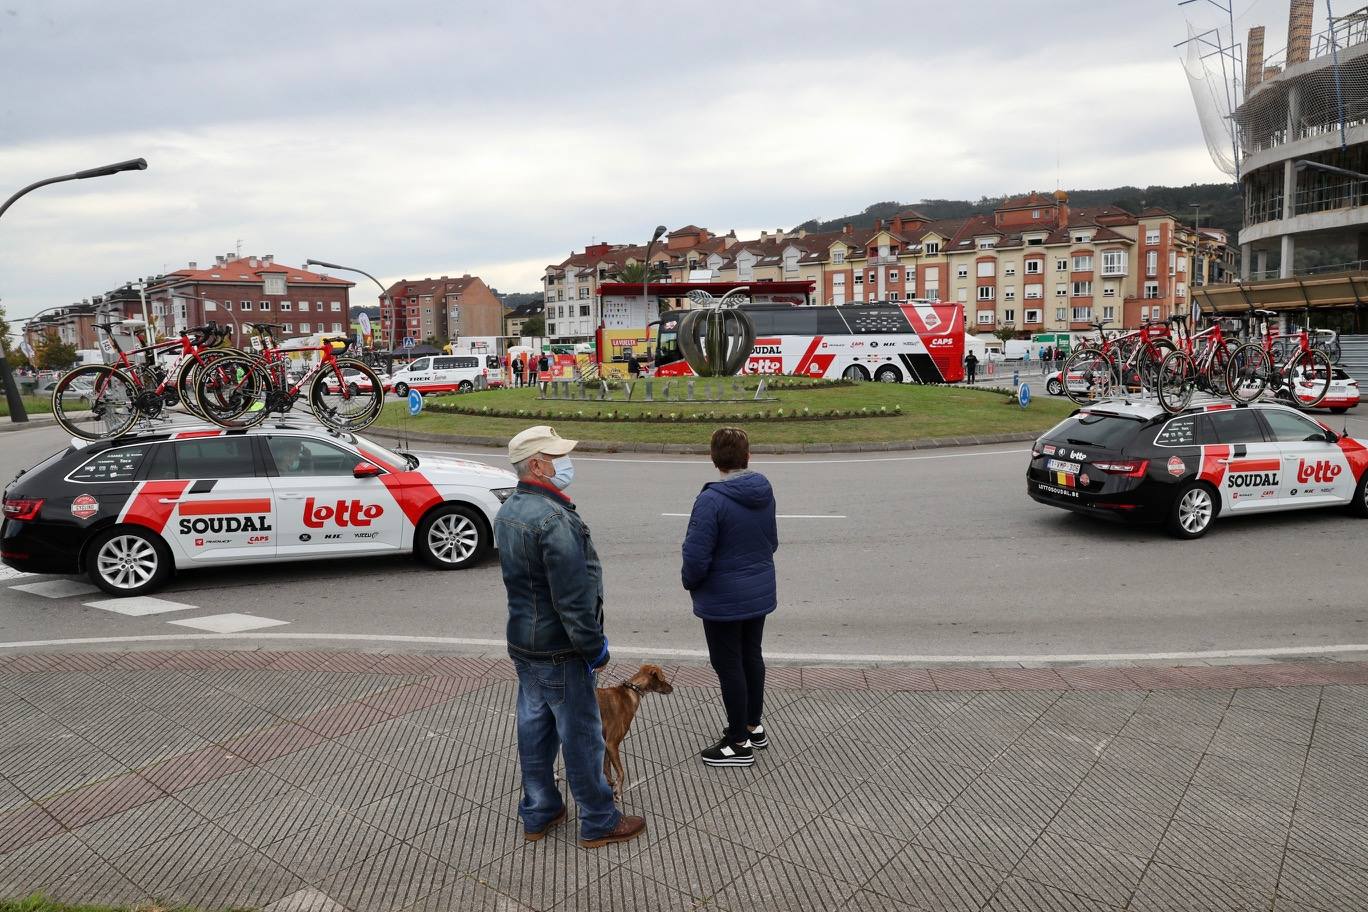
[866,255,899,265]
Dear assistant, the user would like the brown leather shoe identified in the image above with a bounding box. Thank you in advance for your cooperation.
[523,806,566,842]
[579,814,646,848]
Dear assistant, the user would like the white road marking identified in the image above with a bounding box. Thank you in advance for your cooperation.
[10,580,100,599]
[168,613,290,633]
[660,513,847,519]
[83,596,200,617]
[0,632,1365,666]
[423,449,1029,466]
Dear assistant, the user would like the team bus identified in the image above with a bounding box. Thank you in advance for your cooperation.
[650,301,966,384]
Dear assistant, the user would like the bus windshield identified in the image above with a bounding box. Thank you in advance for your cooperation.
[656,316,682,365]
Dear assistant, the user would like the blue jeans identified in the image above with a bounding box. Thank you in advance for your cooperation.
[512,655,620,840]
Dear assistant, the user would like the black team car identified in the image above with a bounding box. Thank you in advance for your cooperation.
[1027,400,1368,539]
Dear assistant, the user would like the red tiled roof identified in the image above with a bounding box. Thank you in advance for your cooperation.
[166,258,353,286]
[384,275,485,298]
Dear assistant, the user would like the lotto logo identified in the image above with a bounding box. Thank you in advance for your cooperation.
[1296,459,1342,485]
[303,498,384,529]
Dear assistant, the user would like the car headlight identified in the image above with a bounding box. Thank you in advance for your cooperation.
[492,487,516,503]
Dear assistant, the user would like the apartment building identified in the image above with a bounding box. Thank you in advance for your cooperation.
[378,274,502,348]
[545,194,1231,341]
[146,254,354,341]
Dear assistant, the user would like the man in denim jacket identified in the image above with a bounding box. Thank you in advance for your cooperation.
[495,425,646,848]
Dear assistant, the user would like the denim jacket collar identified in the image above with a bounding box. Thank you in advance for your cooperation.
[517,478,574,507]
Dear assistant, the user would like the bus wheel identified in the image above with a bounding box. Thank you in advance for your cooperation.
[842,365,869,382]
[875,365,902,383]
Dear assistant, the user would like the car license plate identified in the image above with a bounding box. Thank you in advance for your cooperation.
[1046,459,1081,474]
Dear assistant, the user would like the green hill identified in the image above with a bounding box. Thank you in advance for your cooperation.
[795,183,1243,239]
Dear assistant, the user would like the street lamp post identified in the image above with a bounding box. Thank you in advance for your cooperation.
[0,158,148,422]
[303,259,392,359]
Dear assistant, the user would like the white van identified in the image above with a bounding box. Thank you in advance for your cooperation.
[390,355,488,396]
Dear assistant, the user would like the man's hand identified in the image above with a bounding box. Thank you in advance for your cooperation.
[589,639,610,672]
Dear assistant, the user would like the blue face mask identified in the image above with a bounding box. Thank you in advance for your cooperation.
[550,456,575,490]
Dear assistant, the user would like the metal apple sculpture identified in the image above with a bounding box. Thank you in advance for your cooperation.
[677,288,756,377]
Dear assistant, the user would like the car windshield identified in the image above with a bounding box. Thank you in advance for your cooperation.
[354,433,418,470]
[1048,412,1145,449]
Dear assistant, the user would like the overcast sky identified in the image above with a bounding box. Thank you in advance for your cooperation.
[0,0,1305,322]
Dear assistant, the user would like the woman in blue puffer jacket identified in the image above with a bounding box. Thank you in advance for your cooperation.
[682,427,778,768]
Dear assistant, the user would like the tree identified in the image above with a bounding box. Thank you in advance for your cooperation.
[993,325,1018,346]
[0,303,10,357]
[520,315,545,337]
[34,331,78,370]
[612,261,669,283]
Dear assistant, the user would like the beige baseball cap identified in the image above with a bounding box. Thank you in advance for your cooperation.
[508,425,578,464]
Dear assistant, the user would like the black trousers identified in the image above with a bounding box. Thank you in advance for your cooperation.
[701,616,766,744]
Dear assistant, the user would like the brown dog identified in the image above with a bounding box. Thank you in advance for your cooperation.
[597,664,674,797]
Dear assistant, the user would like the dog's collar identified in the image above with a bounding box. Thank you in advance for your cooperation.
[621,681,646,696]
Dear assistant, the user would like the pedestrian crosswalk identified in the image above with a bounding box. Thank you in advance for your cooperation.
[0,570,290,637]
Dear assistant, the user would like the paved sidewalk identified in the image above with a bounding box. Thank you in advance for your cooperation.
[1,651,1366,911]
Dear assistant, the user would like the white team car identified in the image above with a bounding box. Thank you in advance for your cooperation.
[1045,369,1090,397]
[2,424,516,596]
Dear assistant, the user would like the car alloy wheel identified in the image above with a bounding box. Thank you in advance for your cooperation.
[427,512,479,564]
[1178,487,1213,535]
[96,534,159,590]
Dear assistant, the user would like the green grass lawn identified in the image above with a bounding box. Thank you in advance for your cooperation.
[375,382,1073,445]
[0,396,53,417]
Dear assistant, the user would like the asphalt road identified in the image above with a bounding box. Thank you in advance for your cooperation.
[2,410,1367,661]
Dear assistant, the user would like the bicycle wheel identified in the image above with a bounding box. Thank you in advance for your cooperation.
[1204,340,1238,397]
[1061,348,1113,404]
[175,349,233,420]
[51,365,139,441]
[1136,339,1176,393]
[1284,349,1333,409]
[309,359,385,431]
[193,353,271,429]
[1226,343,1271,403]
[1157,350,1196,414]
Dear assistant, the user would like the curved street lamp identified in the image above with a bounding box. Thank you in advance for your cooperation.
[0,158,148,422]
[642,224,667,320]
[303,259,393,354]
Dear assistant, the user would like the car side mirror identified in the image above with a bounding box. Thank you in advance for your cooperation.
[1324,430,1339,443]
[353,461,382,478]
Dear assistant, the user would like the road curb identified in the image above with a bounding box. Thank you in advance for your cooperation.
[366,426,1041,455]
[0,415,60,434]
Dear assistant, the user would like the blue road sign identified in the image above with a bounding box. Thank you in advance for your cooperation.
[1018,382,1032,408]
[402,336,415,349]
[407,389,424,416]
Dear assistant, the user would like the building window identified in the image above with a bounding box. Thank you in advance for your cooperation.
[1102,284,1116,297]
[1056,307,1068,321]
[280,301,292,311]
[889,270,899,282]
[1168,251,1176,274]
[259,301,270,311]
[300,322,311,332]
[854,274,863,285]
[1072,255,1093,272]
[263,275,286,295]
[924,241,940,255]
[1003,287,1016,301]
[1031,209,1041,219]
[977,311,994,325]
[204,300,217,311]
[1025,309,1042,323]
[976,261,995,278]
[1101,250,1126,276]
[1055,258,1068,272]
[1102,306,1115,321]
[1176,282,1187,298]
[1004,263,1017,276]
[1072,306,1092,322]
[1071,281,1093,297]
[977,286,995,301]
[1002,309,1015,323]
[579,305,591,317]
[832,249,845,264]
[957,288,969,302]
[282,323,293,332]
[1178,257,1186,273]
[1025,259,1042,274]
[923,285,939,301]
[1073,232,1093,243]
[331,323,342,332]
[299,301,310,312]
[331,302,341,312]
[977,239,995,249]
[1146,251,1158,276]
[890,292,900,301]
[956,265,969,278]
[1144,282,1160,299]
[579,288,589,299]
[240,300,252,311]
[1145,229,1160,245]
[1055,284,1069,298]
[1025,285,1043,299]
